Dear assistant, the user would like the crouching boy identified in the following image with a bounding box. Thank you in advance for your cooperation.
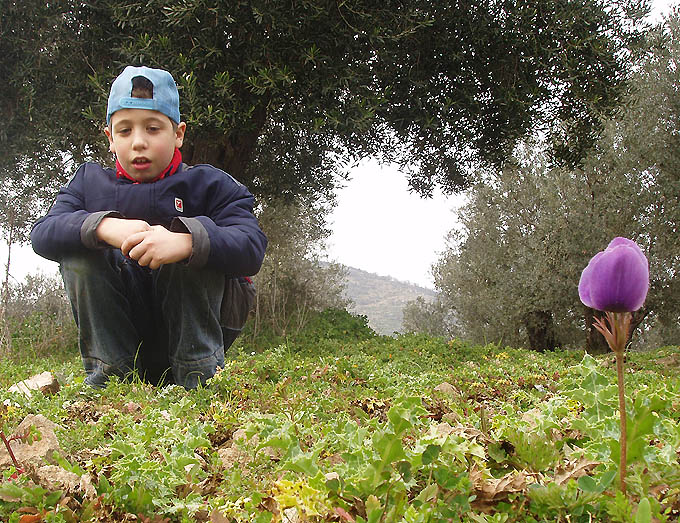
[31,65,267,389]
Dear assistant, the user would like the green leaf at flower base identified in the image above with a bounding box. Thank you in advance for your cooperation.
[634,497,651,523]
[609,392,669,466]
[599,470,617,491]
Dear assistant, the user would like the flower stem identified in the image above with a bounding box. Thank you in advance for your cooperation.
[0,429,21,471]
[615,349,627,494]
[593,312,631,494]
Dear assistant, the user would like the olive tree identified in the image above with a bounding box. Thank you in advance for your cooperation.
[420,15,680,351]
[2,0,648,201]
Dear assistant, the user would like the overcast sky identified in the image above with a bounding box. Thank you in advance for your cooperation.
[1,0,675,290]
[324,160,463,289]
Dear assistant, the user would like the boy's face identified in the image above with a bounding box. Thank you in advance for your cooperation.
[105,108,186,182]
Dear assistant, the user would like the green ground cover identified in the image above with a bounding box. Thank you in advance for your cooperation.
[0,309,678,522]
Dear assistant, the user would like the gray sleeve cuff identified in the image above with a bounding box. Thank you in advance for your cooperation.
[170,216,210,267]
[80,211,122,249]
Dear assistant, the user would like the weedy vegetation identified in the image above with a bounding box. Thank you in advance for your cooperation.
[0,308,678,522]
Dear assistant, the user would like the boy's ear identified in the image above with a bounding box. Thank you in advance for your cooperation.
[175,122,187,149]
[104,126,115,153]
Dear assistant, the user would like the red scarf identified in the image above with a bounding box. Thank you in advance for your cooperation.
[116,148,182,183]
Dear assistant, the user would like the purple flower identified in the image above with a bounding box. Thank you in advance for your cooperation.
[579,237,649,312]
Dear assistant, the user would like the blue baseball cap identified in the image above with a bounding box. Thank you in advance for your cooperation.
[106,66,181,125]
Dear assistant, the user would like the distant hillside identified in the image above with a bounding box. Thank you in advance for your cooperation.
[341,266,436,335]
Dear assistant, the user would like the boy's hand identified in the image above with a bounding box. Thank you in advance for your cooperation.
[96,217,151,249]
[121,225,192,269]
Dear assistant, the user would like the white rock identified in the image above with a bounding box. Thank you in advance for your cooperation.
[8,372,60,398]
[282,507,301,523]
[34,465,80,491]
[0,414,62,467]
[434,382,458,396]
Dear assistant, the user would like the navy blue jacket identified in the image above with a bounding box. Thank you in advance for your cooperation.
[31,162,267,278]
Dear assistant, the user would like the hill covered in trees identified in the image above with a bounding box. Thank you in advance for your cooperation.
[341,266,436,335]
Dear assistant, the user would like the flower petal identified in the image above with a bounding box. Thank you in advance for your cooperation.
[587,242,649,312]
[578,251,604,308]
[608,237,648,271]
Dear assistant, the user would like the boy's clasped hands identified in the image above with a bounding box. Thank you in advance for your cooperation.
[96,217,192,269]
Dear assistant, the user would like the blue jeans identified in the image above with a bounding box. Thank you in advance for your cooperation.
[60,249,227,389]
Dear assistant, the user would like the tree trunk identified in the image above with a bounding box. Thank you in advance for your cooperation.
[524,310,559,352]
[628,308,647,343]
[584,306,610,354]
[181,102,268,185]
[1,212,15,353]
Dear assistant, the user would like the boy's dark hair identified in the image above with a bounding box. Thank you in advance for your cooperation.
[129,75,178,130]
[131,76,154,99]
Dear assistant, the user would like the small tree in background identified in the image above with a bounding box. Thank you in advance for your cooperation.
[0,154,67,351]
[252,197,348,339]
[2,272,77,359]
[401,296,458,339]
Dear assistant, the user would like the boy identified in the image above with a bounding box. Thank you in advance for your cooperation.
[31,65,267,389]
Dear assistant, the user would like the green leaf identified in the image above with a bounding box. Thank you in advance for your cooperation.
[577,475,598,493]
[397,460,412,482]
[415,483,438,503]
[254,512,273,523]
[325,477,340,492]
[433,467,462,490]
[373,432,406,464]
[44,489,63,507]
[285,452,319,477]
[97,474,112,495]
[422,444,441,465]
[366,494,383,523]
[634,497,651,523]
[599,469,617,490]
[387,407,413,435]
[0,482,25,502]
[361,463,390,492]
[487,442,509,463]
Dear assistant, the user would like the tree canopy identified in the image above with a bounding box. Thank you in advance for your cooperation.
[409,13,680,351]
[1,0,648,202]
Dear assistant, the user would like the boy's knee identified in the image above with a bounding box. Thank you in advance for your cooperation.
[60,251,99,275]
[60,250,121,282]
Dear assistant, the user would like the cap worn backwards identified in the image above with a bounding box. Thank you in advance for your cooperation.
[106,66,181,125]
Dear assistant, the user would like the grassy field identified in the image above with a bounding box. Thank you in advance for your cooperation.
[0,309,678,522]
